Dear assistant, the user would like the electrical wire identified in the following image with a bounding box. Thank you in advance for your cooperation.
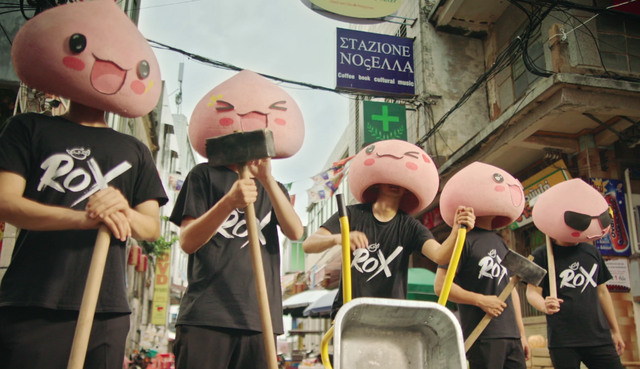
[417,0,556,147]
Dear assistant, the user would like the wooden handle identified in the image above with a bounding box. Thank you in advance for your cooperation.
[546,234,557,298]
[240,165,278,369]
[67,225,111,369]
[464,275,521,352]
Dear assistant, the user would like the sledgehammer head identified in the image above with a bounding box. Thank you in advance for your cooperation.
[502,250,547,286]
[206,129,276,167]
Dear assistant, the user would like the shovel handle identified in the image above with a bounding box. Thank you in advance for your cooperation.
[438,224,467,306]
[336,194,352,304]
[67,224,111,369]
[239,164,278,369]
[464,275,521,352]
[546,234,557,298]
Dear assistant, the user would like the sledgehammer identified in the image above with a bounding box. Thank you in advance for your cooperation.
[206,129,278,369]
[464,250,546,352]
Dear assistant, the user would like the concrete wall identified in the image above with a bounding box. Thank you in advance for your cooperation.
[0,11,23,85]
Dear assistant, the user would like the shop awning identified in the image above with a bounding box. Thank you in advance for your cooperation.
[303,289,338,317]
[282,289,329,318]
[408,268,456,309]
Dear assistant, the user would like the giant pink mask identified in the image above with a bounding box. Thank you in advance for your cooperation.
[532,179,611,243]
[440,162,524,229]
[11,0,161,118]
[349,140,439,214]
[189,70,305,159]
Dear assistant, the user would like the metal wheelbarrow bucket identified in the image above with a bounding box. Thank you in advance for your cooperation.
[332,297,466,369]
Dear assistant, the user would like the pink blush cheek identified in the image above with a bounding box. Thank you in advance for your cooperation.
[274,118,286,126]
[219,118,234,126]
[406,162,418,171]
[130,80,145,95]
[364,158,375,166]
[494,185,506,192]
[571,231,581,238]
[422,154,431,163]
[63,56,85,71]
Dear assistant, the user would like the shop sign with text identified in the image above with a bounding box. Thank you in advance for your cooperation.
[363,101,407,144]
[336,28,414,95]
[510,161,571,230]
[151,250,171,325]
[310,0,402,19]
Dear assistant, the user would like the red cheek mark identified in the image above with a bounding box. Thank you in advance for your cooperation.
[422,154,431,163]
[275,118,286,126]
[130,80,145,95]
[63,56,85,71]
[406,162,418,171]
[219,118,234,126]
[571,232,581,238]
[494,185,506,192]
[364,158,375,166]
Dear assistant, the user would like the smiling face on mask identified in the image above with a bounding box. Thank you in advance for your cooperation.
[11,0,162,118]
[440,162,525,229]
[349,139,439,214]
[532,179,611,243]
[189,70,305,159]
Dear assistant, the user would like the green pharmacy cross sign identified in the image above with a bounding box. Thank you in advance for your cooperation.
[363,101,407,144]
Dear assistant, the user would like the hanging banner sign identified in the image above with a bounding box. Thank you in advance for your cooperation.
[169,173,184,192]
[510,160,571,230]
[151,250,171,325]
[590,178,631,257]
[363,101,407,143]
[336,28,415,96]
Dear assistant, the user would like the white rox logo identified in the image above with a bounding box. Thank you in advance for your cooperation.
[351,244,403,282]
[478,249,508,284]
[559,262,597,292]
[217,209,272,248]
[37,151,132,207]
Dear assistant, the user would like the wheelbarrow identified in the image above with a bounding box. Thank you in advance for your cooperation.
[320,194,466,369]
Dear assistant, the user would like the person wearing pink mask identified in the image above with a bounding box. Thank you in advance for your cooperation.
[0,2,167,368]
[303,140,475,319]
[434,162,529,369]
[527,179,624,369]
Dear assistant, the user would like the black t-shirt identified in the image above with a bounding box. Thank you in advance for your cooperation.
[321,203,434,316]
[0,113,168,313]
[531,242,613,348]
[169,163,286,334]
[439,228,520,340]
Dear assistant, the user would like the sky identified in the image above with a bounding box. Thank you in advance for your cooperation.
[137,0,352,224]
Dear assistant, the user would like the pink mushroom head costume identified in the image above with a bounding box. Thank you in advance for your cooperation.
[189,70,305,159]
[440,162,525,229]
[11,0,162,118]
[349,139,439,215]
[532,179,612,243]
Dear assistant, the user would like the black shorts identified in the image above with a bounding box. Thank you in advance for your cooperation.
[0,306,130,369]
[173,325,276,369]
[467,338,527,369]
[549,345,624,369]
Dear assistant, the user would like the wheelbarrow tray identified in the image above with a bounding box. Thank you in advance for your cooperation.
[333,298,465,369]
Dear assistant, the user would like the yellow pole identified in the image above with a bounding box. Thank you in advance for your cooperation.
[320,194,351,369]
[438,225,467,306]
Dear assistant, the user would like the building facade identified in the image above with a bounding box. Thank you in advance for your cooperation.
[300,0,640,364]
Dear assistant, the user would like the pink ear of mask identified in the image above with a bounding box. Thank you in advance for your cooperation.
[440,162,525,229]
[11,0,162,118]
[349,140,439,215]
[189,70,305,159]
[532,178,610,243]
